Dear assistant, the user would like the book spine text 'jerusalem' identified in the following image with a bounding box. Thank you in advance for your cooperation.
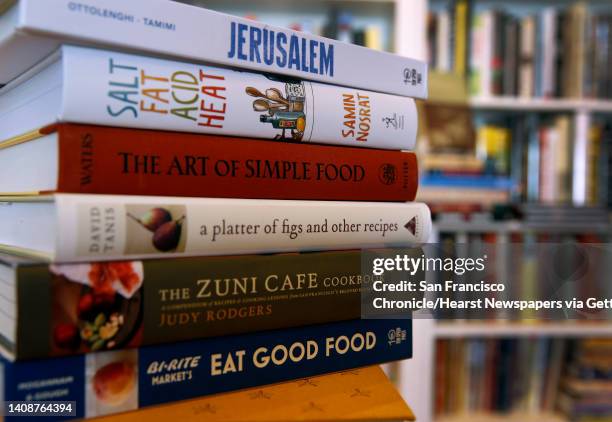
[0,0,427,97]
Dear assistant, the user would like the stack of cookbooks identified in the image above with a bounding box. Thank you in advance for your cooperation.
[0,0,429,420]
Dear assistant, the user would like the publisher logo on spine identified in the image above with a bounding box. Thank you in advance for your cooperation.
[403,68,423,86]
[378,164,397,185]
[404,216,417,236]
[387,328,407,346]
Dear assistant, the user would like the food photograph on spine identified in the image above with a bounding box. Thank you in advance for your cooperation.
[50,262,145,355]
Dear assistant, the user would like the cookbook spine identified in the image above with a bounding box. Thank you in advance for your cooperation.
[57,46,418,150]
[3,319,412,420]
[53,194,432,262]
[15,250,410,360]
[12,0,427,98]
[49,124,418,201]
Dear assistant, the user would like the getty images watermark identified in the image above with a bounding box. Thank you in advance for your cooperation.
[360,243,612,320]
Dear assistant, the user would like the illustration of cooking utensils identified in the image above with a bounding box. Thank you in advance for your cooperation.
[252,99,287,113]
[246,86,290,106]
[265,88,290,105]
[246,86,267,98]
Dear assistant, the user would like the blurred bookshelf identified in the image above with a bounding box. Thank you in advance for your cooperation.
[436,413,566,422]
[469,97,612,112]
[182,1,609,421]
[438,414,566,422]
[435,322,612,337]
[425,0,612,420]
[423,0,612,210]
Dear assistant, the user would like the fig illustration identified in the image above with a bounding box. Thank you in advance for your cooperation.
[127,208,172,232]
[53,323,80,349]
[152,217,185,252]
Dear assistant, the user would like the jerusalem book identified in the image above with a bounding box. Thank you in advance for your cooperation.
[0,45,419,149]
[0,123,418,201]
[0,249,425,360]
[92,366,415,422]
[0,318,412,420]
[0,194,432,262]
[0,0,428,97]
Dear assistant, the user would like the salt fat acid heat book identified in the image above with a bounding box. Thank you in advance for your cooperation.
[0,45,418,150]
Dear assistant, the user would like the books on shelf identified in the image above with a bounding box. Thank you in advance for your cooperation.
[324,10,385,52]
[93,365,416,422]
[429,1,612,100]
[417,186,510,208]
[538,116,572,204]
[519,15,536,99]
[435,10,452,73]
[452,0,470,78]
[0,45,418,149]
[431,210,609,321]
[420,101,517,208]
[0,0,428,98]
[423,103,475,153]
[476,124,510,175]
[564,2,587,99]
[436,338,612,421]
[502,15,520,98]
[434,337,566,416]
[0,124,419,201]
[423,153,484,173]
[0,318,412,419]
[468,10,493,97]
[520,203,610,228]
[558,339,612,420]
[420,174,515,190]
[422,107,610,208]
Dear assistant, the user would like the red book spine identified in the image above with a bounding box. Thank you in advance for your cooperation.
[47,123,418,201]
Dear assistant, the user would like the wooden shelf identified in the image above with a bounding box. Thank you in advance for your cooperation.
[469,96,612,112]
[435,322,612,337]
[436,412,566,422]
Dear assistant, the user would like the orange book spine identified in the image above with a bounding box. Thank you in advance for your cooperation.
[46,124,418,201]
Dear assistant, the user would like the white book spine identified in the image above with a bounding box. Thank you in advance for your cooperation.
[436,11,451,72]
[542,9,556,98]
[519,16,535,98]
[57,46,417,150]
[53,195,432,262]
[2,0,428,98]
[468,11,492,97]
[481,11,494,97]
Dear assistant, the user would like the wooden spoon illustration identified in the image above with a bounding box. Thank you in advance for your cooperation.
[252,99,287,112]
[265,88,290,105]
[246,86,266,98]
